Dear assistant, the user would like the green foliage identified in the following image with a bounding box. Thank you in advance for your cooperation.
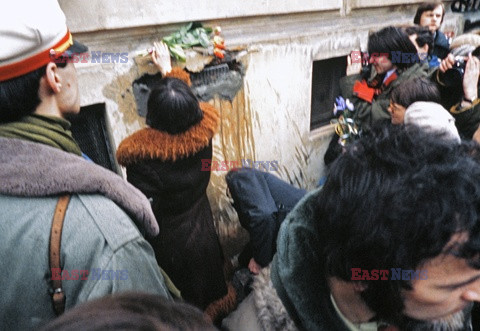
[162,22,213,62]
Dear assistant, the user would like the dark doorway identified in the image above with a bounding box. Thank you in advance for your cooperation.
[70,103,118,173]
[310,56,347,130]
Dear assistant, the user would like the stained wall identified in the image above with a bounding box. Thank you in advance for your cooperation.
[60,0,464,256]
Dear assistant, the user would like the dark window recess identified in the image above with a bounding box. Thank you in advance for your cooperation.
[70,103,118,173]
[310,56,347,130]
[132,73,163,117]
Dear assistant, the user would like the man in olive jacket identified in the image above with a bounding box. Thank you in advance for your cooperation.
[0,1,171,330]
[339,26,428,132]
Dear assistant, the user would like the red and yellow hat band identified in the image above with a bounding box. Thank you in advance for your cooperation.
[0,30,73,82]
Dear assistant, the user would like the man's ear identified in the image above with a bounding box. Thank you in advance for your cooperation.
[44,62,62,93]
[353,281,368,292]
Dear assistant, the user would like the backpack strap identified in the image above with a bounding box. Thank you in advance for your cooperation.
[49,194,71,316]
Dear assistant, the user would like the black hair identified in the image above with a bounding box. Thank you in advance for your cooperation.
[146,77,204,135]
[367,26,419,70]
[390,76,441,107]
[39,292,218,331]
[404,25,434,55]
[0,61,67,123]
[316,124,480,325]
[413,1,445,25]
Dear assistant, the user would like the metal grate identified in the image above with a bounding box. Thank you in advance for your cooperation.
[70,103,119,173]
[190,63,230,87]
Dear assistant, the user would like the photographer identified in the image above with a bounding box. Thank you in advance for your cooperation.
[339,26,428,132]
[413,1,450,60]
[437,42,480,139]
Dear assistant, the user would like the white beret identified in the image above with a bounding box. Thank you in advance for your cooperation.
[405,101,461,143]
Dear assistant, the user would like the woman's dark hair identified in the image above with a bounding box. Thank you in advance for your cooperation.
[413,1,445,25]
[146,77,204,134]
[0,61,67,123]
[404,25,434,54]
[39,292,218,331]
[316,124,480,325]
[367,26,419,70]
[390,76,441,107]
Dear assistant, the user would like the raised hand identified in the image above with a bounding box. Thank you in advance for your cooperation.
[152,41,172,76]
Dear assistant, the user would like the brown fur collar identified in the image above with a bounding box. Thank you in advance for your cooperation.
[116,102,219,165]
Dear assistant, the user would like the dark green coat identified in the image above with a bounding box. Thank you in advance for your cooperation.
[339,63,429,131]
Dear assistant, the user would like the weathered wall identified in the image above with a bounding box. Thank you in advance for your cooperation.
[60,1,464,257]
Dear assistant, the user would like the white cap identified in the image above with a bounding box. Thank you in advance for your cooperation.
[0,0,87,81]
[404,101,461,143]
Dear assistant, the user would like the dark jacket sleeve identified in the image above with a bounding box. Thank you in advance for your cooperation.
[432,30,450,60]
[226,168,305,267]
[450,99,480,139]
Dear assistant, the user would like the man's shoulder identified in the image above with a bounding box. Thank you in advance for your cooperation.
[435,30,450,49]
[67,194,144,251]
[0,193,143,251]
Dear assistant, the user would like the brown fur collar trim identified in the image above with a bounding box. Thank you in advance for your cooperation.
[116,102,219,165]
[165,67,192,86]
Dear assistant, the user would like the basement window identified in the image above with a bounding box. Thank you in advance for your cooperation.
[310,56,347,130]
[132,58,244,117]
[70,103,119,173]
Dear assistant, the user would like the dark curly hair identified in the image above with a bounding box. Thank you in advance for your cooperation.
[368,26,419,70]
[390,76,441,108]
[316,124,480,325]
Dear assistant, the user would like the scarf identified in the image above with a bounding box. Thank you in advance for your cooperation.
[367,70,398,97]
[0,114,82,155]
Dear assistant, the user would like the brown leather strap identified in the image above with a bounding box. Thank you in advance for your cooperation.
[49,195,71,316]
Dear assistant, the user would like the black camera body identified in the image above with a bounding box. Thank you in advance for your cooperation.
[440,46,480,87]
[441,56,469,87]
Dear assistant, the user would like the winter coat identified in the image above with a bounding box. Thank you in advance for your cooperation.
[223,187,475,331]
[339,63,429,131]
[447,97,480,140]
[0,138,171,331]
[223,188,350,331]
[116,91,232,312]
[226,168,306,267]
[432,30,450,60]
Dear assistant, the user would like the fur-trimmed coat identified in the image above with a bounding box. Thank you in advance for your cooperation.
[116,76,231,312]
[222,189,351,331]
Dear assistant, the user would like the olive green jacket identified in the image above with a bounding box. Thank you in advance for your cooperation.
[339,63,429,131]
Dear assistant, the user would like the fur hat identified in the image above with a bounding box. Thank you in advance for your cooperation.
[404,101,460,142]
[0,0,87,81]
[450,33,480,53]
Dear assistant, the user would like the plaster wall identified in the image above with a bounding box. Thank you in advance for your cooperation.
[60,1,464,256]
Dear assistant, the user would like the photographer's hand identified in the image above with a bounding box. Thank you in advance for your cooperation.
[439,53,456,73]
[346,51,363,76]
[463,53,479,102]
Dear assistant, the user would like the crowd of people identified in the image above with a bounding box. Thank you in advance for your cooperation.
[1,0,480,330]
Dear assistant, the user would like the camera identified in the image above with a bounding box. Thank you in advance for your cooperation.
[440,56,469,87]
[440,47,480,87]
